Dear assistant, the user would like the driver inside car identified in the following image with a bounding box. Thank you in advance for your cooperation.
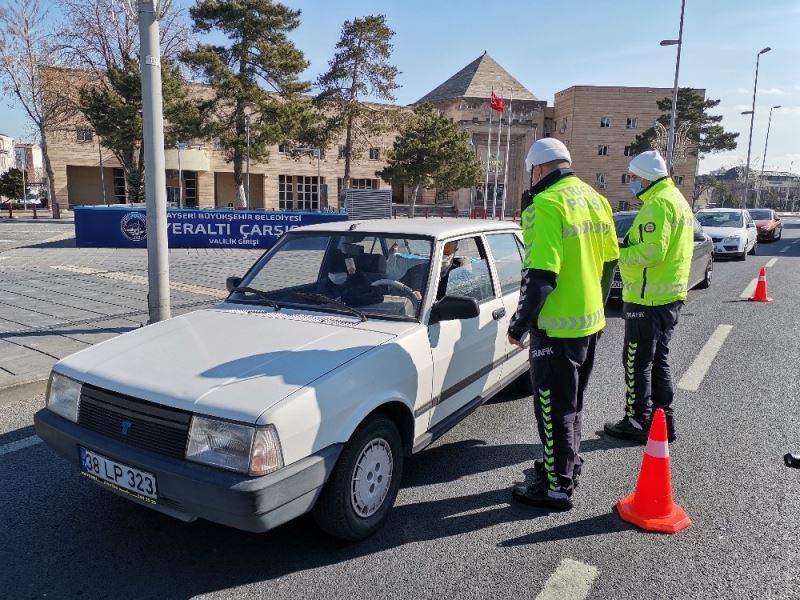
[400,240,469,301]
[321,247,383,307]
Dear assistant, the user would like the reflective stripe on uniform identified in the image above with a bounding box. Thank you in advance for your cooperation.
[537,309,605,332]
[539,388,558,491]
[625,341,637,417]
[562,221,613,239]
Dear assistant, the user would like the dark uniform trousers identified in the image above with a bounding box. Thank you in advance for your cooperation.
[622,301,683,423]
[528,331,598,494]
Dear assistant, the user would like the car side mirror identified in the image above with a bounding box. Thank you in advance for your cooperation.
[747,222,756,228]
[429,295,480,325]
[226,276,242,293]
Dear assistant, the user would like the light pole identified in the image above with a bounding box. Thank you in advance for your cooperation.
[245,114,251,209]
[97,133,107,205]
[176,142,187,209]
[755,105,781,207]
[660,0,686,174]
[742,46,772,208]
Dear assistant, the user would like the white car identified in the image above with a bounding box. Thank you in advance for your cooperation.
[695,208,757,260]
[35,219,530,540]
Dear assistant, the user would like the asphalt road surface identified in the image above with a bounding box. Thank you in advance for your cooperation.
[2,220,800,599]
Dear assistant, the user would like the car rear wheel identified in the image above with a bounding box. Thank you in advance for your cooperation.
[696,258,713,289]
[313,415,403,541]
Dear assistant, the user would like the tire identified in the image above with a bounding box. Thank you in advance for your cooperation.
[313,415,403,541]
[514,366,534,395]
[696,258,713,289]
[737,249,747,261]
[776,228,782,241]
[748,241,757,256]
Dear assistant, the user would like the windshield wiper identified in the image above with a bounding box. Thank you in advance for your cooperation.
[231,286,281,310]
[288,292,368,322]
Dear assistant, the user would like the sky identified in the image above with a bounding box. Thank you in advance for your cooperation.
[1,0,798,175]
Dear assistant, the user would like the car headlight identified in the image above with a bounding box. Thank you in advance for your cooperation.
[46,371,82,422]
[186,416,283,476]
[723,235,740,243]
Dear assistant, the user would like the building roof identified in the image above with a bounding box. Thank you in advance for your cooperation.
[415,52,538,104]
[297,218,520,240]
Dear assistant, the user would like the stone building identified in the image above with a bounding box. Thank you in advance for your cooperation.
[43,56,703,213]
[0,133,14,177]
[551,86,701,209]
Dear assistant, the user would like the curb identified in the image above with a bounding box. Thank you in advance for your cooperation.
[0,377,49,408]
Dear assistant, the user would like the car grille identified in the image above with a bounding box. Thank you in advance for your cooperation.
[711,236,723,243]
[78,384,192,459]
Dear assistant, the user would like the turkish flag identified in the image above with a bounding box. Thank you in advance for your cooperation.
[490,90,506,112]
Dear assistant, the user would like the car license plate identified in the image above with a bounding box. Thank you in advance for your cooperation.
[79,447,158,503]
[611,281,623,289]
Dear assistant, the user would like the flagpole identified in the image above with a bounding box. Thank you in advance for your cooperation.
[500,91,513,221]
[483,106,493,215]
[491,93,504,219]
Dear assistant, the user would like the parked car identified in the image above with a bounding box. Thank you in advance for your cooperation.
[747,208,783,241]
[695,208,757,260]
[35,219,531,540]
[607,210,713,301]
[0,194,43,208]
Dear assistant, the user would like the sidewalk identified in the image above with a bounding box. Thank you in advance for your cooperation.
[0,218,258,389]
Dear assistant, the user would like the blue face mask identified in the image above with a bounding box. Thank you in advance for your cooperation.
[629,180,643,196]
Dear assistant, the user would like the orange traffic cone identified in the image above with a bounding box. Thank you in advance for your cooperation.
[749,267,772,302]
[616,409,692,534]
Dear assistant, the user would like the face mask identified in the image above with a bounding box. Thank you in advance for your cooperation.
[629,180,643,196]
[328,272,347,285]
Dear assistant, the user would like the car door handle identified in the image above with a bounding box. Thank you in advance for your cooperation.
[492,307,506,320]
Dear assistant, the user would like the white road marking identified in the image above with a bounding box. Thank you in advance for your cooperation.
[678,324,734,392]
[780,246,790,253]
[740,279,757,299]
[765,258,779,268]
[0,435,42,456]
[535,559,599,600]
[50,265,226,298]
[793,240,800,245]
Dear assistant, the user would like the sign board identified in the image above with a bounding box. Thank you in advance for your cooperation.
[74,206,348,249]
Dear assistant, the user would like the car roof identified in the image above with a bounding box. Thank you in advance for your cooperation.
[696,208,745,212]
[614,211,638,217]
[296,218,521,240]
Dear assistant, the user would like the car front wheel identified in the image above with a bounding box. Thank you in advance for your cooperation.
[313,415,403,541]
[748,240,757,256]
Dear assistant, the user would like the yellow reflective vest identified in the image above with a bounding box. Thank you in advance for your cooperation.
[521,175,619,338]
[618,177,694,306]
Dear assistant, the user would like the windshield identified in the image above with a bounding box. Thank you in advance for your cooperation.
[613,213,637,237]
[229,232,434,320]
[696,211,743,228]
[748,209,772,221]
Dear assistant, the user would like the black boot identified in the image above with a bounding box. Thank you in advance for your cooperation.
[511,480,573,511]
[604,417,648,443]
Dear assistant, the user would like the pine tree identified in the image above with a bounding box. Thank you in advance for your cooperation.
[630,88,739,160]
[377,104,481,214]
[315,15,401,200]
[0,168,25,201]
[182,0,319,207]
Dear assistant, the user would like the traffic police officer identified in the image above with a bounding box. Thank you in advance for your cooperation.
[604,151,694,443]
[509,138,619,510]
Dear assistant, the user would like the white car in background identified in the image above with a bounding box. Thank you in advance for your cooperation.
[35,219,529,541]
[695,208,757,260]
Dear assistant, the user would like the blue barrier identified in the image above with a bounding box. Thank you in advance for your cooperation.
[74,206,349,249]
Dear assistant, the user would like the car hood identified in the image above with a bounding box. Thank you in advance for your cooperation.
[55,307,396,423]
[702,225,745,238]
[754,219,774,227]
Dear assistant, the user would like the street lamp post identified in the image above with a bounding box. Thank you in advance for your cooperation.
[660,0,686,174]
[742,46,772,208]
[97,134,107,205]
[245,114,251,210]
[176,142,187,209]
[755,105,781,208]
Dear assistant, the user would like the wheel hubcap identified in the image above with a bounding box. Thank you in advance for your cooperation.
[350,438,393,518]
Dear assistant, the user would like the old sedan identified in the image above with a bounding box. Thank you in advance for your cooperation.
[35,219,530,541]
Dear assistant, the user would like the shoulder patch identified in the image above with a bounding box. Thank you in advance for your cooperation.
[644,222,656,233]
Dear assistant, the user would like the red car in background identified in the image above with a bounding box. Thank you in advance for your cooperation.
[748,209,783,241]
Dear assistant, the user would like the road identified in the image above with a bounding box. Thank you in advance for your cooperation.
[2,218,800,599]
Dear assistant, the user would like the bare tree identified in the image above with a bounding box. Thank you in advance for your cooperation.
[0,0,74,207]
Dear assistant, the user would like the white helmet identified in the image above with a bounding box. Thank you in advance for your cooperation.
[525,138,572,172]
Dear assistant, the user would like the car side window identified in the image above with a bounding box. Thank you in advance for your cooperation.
[486,233,522,296]
[441,236,495,303]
